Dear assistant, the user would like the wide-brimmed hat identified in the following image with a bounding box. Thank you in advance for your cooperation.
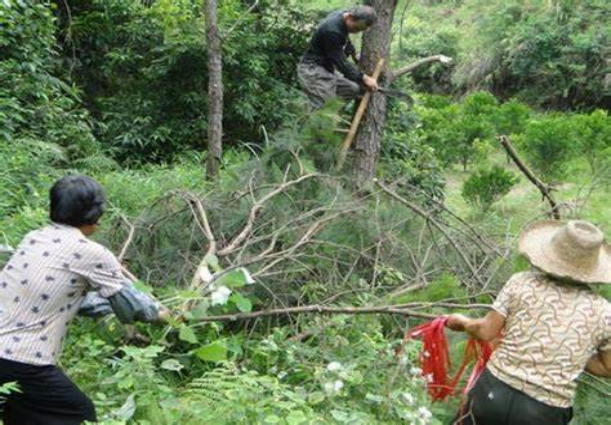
[519,220,611,285]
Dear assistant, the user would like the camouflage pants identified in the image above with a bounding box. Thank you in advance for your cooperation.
[297,62,362,109]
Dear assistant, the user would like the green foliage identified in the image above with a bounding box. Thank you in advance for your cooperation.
[2,2,610,424]
[417,92,528,170]
[0,1,99,157]
[516,114,577,183]
[451,0,609,109]
[462,166,519,212]
[65,0,312,163]
[177,364,315,423]
[381,101,446,201]
[572,109,611,172]
[394,11,459,93]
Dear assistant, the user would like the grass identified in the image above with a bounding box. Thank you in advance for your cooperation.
[445,150,610,236]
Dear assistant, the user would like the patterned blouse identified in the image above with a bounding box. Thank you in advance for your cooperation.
[0,224,125,365]
[488,271,611,408]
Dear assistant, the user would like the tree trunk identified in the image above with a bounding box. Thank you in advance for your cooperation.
[205,0,223,180]
[352,0,397,183]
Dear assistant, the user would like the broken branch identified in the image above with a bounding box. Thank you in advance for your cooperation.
[390,54,453,82]
[193,304,436,323]
[498,135,561,220]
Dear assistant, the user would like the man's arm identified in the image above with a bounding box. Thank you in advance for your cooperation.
[446,311,506,342]
[586,350,611,378]
[323,32,363,83]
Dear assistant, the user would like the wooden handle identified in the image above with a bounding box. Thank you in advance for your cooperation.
[337,58,385,170]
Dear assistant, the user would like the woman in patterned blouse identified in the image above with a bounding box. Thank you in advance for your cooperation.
[446,220,611,424]
[0,175,170,424]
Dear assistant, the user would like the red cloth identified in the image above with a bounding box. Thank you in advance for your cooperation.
[407,316,492,402]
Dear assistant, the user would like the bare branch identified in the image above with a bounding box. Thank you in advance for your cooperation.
[498,135,561,220]
[192,304,436,323]
[253,208,361,277]
[375,180,486,288]
[218,173,320,256]
[118,215,136,263]
[390,54,453,82]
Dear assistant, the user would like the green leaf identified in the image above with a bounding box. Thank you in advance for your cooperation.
[216,269,249,288]
[133,280,153,294]
[160,359,184,372]
[264,415,281,424]
[116,394,136,421]
[230,292,252,312]
[307,391,325,405]
[204,254,220,272]
[190,302,208,320]
[286,410,307,425]
[195,341,227,362]
[178,325,198,344]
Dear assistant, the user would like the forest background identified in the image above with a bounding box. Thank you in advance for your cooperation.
[0,0,610,423]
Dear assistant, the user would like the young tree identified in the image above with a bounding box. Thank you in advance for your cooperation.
[205,0,223,180]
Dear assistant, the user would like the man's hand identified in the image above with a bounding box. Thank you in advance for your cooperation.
[362,74,379,91]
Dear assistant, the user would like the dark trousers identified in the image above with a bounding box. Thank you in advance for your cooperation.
[0,357,96,424]
[453,369,573,425]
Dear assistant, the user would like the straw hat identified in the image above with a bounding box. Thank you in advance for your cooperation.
[519,220,611,285]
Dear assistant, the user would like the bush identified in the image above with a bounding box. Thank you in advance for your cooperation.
[64,0,312,163]
[462,165,518,212]
[573,109,611,173]
[0,1,99,158]
[517,115,576,183]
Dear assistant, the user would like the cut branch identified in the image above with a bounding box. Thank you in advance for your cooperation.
[193,304,437,323]
[390,54,453,82]
[498,135,561,220]
[218,173,320,256]
[118,215,136,263]
[375,180,486,288]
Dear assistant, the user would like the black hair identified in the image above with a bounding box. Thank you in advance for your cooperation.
[50,175,106,227]
[347,6,377,26]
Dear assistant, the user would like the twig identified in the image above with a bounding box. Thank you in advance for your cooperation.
[218,173,320,256]
[375,180,486,288]
[401,180,501,255]
[498,135,561,220]
[221,0,260,40]
[253,208,361,277]
[118,215,136,263]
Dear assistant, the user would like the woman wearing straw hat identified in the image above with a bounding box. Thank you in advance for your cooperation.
[446,220,611,424]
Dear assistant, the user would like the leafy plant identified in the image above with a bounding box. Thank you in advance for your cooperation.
[462,166,518,212]
[517,115,576,183]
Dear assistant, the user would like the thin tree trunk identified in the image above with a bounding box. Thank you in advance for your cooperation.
[206,0,223,180]
[352,0,398,183]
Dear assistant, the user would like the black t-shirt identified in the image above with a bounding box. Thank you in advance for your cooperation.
[301,10,363,83]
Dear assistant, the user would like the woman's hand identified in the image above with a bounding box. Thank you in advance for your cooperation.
[156,305,172,323]
[446,314,468,332]
[447,311,506,342]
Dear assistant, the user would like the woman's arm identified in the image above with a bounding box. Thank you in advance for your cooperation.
[585,350,611,378]
[446,310,506,342]
[78,286,170,323]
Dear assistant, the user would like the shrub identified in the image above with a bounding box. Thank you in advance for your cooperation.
[462,165,518,211]
[517,115,576,183]
[573,109,611,173]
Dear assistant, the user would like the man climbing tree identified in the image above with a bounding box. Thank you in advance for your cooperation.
[298,5,379,109]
